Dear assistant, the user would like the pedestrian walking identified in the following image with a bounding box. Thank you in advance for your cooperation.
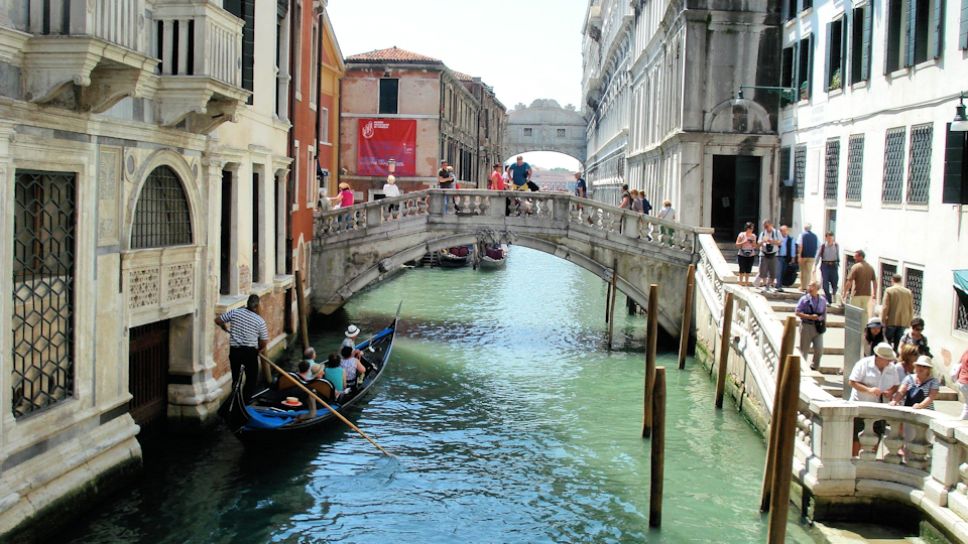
[336,182,354,208]
[215,294,269,401]
[863,317,886,357]
[797,223,819,292]
[657,200,675,221]
[881,274,914,350]
[844,249,877,321]
[508,156,532,191]
[488,163,505,190]
[755,219,780,291]
[775,224,796,292]
[848,342,900,455]
[574,172,587,198]
[818,232,840,304]
[618,184,631,209]
[735,222,758,287]
[631,190,643,213]
[899,317,931,357]
[795,280,827,370]
[641,192,653,215]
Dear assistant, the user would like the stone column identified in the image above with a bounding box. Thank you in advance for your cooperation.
[805,401,858,499]
[0,120,14,442]
[924,418,967,507]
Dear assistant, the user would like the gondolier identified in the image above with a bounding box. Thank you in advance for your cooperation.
[215,294,269,401]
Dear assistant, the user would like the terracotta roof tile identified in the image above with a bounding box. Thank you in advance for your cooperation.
[451,70,475,82]
[345,46,442,64]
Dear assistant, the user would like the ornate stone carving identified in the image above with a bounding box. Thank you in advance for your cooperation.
[166,263,194,302]
[128,267,160,309]
[97,145,121,246]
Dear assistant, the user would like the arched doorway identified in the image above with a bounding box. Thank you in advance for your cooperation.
[501,151,584,193]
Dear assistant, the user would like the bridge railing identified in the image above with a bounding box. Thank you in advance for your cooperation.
[315,190,709,257]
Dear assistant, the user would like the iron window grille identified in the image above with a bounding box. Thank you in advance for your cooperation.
[846,135,864,202]
[794,144,807,198]
[882,127,906,204]
[131,166,193,249]
[880,262,898,298]
[12,170,76,418]
[905,267,924,317]
[824,138,840,201]
[906,124,933,204]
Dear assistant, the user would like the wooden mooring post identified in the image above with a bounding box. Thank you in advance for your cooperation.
[649,366,667,528]
[294,270,310,352]
[677,264,696,370]
[767,354,801,544]
[760,316,798,511]
[642,284,659,438]
[714,291,734,409]
[606,260,618,351]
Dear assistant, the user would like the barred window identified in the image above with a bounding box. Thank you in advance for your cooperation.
[882,127,906,204]
[905,267,924,317]
[12,170,76,418]
[906,124,932,204]
[131,166,193,249]
[880,262,897,298]
[794,144,807,198]
[844,252,857,289]
[824,138,840,201]
[846,135,864,202]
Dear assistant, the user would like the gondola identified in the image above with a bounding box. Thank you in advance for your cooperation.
[222,307,400,444]
[438,246,472,268]
[478,244,508,270]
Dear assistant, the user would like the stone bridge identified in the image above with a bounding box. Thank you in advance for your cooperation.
[312,190,712,334]
[503,99,587,163]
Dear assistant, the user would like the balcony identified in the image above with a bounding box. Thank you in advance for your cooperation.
[153,0,249,133]
[23,0,158,112]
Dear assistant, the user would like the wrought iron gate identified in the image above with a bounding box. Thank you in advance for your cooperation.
[128,321,170,427]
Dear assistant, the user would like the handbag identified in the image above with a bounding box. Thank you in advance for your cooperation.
[810,298,826,334]
[903,383,927,407]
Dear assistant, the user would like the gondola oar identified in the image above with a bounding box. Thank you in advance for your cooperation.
[258,353,396,458]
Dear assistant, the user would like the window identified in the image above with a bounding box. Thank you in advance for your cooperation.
[850,3,873,84]
[880,261,898,298]
[252,170,261,283]
[225,0,255,101]
[943,124,968,204]
[132,166,193,249]
[844,251,857,291]
[797,36,813,100]
[310,20,319,108]
[886,0,944,72]
[320,108,330,144]
[220,169,233,295]
[905,267,924,316]
[824,138,840,201]
[292,0,302,98]
[379,78,399,114]
[906,124,932,204]
[781,46,796,94]
[779,146,792,185]
[794,144,807,198]
[882,127,906,204]
[846,134,865,202]
[825,17,846,91]
[783,0,797,21]
[956,288,968,333]
[557,128,566,138]
[524,127,533,137]
[12,170,76,418]
[962,0,968,50]
[306,148,315,207]
[802,0,812,11]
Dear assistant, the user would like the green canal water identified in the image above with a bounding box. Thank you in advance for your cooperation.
[67,248,814,543]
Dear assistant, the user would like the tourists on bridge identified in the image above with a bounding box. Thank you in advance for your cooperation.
[574,172,587,198]
[336,182,355,209]
[438,160,456,189]
[508,156,532,191]
[844,250,877,322]
[849,343,900,403]
[895,343,919,381]
[892,356,939,410]
[657,200,675,221]
[215,294,269,401]
[863,317,886,358]
[618,185,632,209]
[797,223,819,292]
[775,224,796,292]
[755,219,780,292]
[818,232,840,304]
[795,280,827,371]
[489,164,505,190]
[640,192,653,215]
[949,348,968,419]
[383,175,401,198]
[899,317,931,357]
[881,274,914,351]
[735,222,758,287]
[630,190,643,213]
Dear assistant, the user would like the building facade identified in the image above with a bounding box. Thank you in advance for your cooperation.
[779,0,968,356]
[453,72,507,187]
[339,47,506,197]
[582,0,781,239]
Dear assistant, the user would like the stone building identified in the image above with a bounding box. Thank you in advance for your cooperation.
[582,0,781,237]
[453,71,507,187]
[779,0,968,356]
[339,47,505,197]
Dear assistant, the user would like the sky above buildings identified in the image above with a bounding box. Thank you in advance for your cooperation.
[328,0,586,171]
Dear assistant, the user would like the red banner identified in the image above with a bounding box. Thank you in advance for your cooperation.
[357,119,417,176]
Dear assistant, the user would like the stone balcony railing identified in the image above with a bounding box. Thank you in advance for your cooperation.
[122,245,199,328]
[29,0,145,52]
[694,235,968,541]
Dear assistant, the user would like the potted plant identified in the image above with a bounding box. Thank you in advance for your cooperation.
[799,81,810,101]
[829,68,842,91]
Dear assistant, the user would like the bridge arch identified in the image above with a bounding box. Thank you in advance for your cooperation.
[504,99,587,164]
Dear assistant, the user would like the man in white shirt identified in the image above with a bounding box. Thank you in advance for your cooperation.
[848,342,900,402]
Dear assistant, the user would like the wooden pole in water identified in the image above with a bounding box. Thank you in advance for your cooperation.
[294,269,310,352]
[606,260,618,351]
[714,291,734,409]
[649,366,667,528]
[760,316,798,511]
[677,264,696,370]
[767,354,801,544]
[643,283,659,438]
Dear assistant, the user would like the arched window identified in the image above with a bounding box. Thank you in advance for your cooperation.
[131,165,193,249]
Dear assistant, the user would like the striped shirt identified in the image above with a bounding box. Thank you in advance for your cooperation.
[220,308,269,348]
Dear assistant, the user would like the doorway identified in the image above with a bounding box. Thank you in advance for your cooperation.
[711,155,761,241]
[128,320,170,428]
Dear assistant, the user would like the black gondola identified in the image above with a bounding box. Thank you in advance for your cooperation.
[223,308,400,444]
[438,246,472,268]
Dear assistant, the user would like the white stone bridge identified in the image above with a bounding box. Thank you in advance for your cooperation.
[312,190,712,334]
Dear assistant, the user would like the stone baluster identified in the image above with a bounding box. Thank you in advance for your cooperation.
[366,202,382,228]
[924,419,964,507]
[857,417,882,461]
[807,402,858,496]
[881,419,904,464]
[905,423,932,471]
[428,191,444,216]
[554,195,570,222]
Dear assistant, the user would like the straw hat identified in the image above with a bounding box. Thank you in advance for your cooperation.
[914,355,933,368]
[345,324,360,338]
[338,182,350,190]
[873,342,896,360]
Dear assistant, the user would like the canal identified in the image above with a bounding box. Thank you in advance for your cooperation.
[67,248,813,543]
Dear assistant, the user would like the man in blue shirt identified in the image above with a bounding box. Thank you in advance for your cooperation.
[574,172,586,198]
[797,223,819,293]
[775,224,796,292]
[508,156,531,191]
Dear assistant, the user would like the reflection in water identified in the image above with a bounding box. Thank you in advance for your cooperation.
[68,248,811,543]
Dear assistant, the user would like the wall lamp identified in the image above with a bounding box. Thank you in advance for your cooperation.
[736,85,797,103]
[952,93,968,132]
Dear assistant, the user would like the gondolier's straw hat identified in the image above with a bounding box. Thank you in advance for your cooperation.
[873,342,896,361]
[345,325,360,338]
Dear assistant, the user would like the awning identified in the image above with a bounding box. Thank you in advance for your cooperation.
[955,270,968,295]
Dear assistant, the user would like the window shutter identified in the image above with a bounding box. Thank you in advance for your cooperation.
[905,0,917,66]
[961,0,968,50]
[824,22,832,91]
[840,17,848,79]
[793,41,800,98]
[782,0,789,22]
[928,0,944,58]
[862,2,873,79]
[943,125,968,204]
[807,34,814,96]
